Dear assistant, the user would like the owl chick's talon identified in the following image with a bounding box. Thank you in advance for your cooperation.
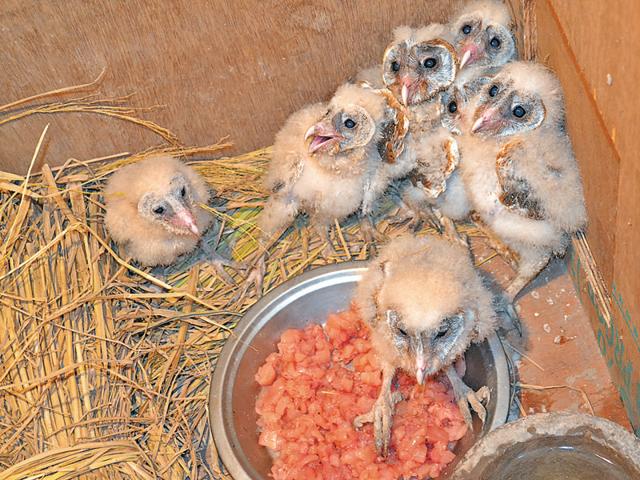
[354,390,403,457]
[497,295,523,336]
[233,255,266,302]
[359,217,385,244]
[387,206,416,226]
[208,260,235,284]
[447,365,490,429]
[206,252,247,285]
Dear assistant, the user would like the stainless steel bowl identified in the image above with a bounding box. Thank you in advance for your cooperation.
[210,262,511,479]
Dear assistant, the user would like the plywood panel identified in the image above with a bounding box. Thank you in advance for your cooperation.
[543,4,640,411]
[549,0,640,163]
[0,0,463,173]
[534,0,619,285]
[537,0,640,431]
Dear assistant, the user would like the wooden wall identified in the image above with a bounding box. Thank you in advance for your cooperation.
[0,0,469,174]
[532,0,640,431]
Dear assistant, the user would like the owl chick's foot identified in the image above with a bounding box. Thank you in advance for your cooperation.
[446,364,490,428]
[388,205,416,225]
[359,216,385,244]
[388,206,436,233]
[313,225,337,258]
[207,252,246,285]
[496,293,523,336]
[436,211,469,249]
[354,389,403,457]
[234,255,266,302]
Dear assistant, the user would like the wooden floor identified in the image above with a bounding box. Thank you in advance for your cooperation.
[470,236,631,429]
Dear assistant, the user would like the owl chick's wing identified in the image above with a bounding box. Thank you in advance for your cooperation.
[263,102,327,195]
[499,133,587,232]
[495,135,587,233]
[410,130,460,200]
[495,139,546,220]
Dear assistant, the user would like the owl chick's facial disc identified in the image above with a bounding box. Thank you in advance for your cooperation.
[304,104,375,154]
[138,174,200,237]
[452,0,517,70]
[382,26,458,106]
[378,271,473,385]
[385,309,469,385]
[470,63,560,137]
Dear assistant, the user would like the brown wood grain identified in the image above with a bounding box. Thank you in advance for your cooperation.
[545,1,640,392]
[0,0,465,173]
[538,0,640,429]
[534,0,620,286]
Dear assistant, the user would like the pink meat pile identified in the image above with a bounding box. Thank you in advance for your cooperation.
[255,306,468,480]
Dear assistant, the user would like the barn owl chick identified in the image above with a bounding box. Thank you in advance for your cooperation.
[356,23,461,193]
[381,24,457,115]
[379,24,469,242]
[460,62,587,302]
[354,235,497,456]
[104,156,240,278]
[252,82,408,291]
[450,0,517,73]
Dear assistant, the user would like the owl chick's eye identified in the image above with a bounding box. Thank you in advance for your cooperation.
[391,61,400,72]
[344,118,356,129]
[397,326,408,337]
[180,186,186,198]
[489,37,501,49]
[489,85,499,97]
[435,326,449,340]
[423,57,437,69]
[153,205,165,215]
[462,24,472,35]
[512,105,526,118]
[448,101,458,113]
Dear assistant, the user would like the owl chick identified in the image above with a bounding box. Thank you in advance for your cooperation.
[450,0,517,73]
[354,235,497,456]
[379,24,469,242]
[104,156,239,278]
[406,80,482,230]
[460,62,587,302]
[258,83,410,247]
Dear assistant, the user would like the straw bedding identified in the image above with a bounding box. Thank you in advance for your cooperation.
[0,88,482,479]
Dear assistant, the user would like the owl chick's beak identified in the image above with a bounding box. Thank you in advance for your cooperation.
[170,206,199,236]
[401,83,410,106]
[399,77,420,106]
[415,336,427,385]
[471,106,499,134]
[459,42,482,69]
[305,123,342,154]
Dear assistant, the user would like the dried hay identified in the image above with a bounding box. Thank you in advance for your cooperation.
[0,80,482,479]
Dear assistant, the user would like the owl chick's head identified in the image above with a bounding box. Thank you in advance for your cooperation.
[440,84,467,135]
[451,0,517,71]
[439,65,495,135]
[358,236,482,385]
[381,24,458,107]
[106,156,208,238]
[304,83,398,157]
[469,61,565,138]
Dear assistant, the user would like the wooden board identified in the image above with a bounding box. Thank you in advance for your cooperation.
[0,0,464,173]
[533,0,619,285]
[536,0,640,432]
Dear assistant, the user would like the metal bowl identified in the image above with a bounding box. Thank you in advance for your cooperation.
[451,412,640,480]
[210,262,511,479]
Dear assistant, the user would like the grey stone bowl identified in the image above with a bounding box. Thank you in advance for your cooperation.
[451,412,640,479]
